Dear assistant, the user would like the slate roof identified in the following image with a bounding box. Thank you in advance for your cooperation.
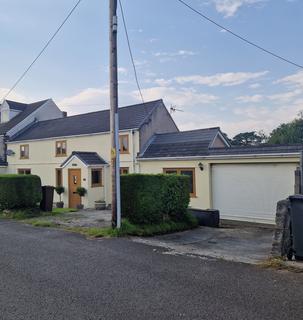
[140,137,303,159]
[5,100,28,111]
[140,128,222,158]
[0,99,49,135]
[61,151,108,167]
[11,100,163,142]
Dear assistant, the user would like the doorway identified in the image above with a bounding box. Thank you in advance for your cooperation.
[68,169,81,208]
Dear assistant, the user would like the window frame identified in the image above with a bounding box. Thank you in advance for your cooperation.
[18,168,31,175]
[56,168,63,187]
[91,168,103,188]
[119,134,129,154]
[20,144,29,159]
[163,168,196,197]
[55,140,67,157]
[120,167,129,175]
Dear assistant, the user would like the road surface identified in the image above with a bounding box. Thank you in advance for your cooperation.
[0,220,302,320]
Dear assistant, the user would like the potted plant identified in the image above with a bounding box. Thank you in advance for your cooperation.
[55,186,65,208]
[76,187,87,210]
[95,200,106,210]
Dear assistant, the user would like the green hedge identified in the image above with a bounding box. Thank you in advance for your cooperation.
[0,174,42,210]
[121,174,190,225]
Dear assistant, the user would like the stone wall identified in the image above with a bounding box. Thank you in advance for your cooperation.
[271,199,292,258]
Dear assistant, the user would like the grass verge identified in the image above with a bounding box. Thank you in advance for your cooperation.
[259,257,303,273]
[0,207,77,220]
[66,213,198,238]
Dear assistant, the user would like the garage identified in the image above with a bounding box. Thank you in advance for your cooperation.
[211,163,297,224]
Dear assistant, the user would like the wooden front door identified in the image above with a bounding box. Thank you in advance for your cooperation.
[68,169,81,208]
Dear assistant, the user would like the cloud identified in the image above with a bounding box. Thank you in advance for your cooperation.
[276,71,303,88]
[0,88,29,103]
[208,0,267,17]
[58,87,136,114]
[153,50,197,63]
[174,71,268,87]
[249,83,261,89]
[235,94,263,103]
[268,89,302,102]
[118,67,128,75]
[153,50,197,57]
[132,86,218,107]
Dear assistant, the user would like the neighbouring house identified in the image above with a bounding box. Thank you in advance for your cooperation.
[0,99,64,169]
[1,98,302,224]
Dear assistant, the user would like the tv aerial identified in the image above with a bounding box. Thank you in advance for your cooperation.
[170,105,184,114]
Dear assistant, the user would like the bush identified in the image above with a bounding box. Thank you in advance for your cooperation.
[120,174,190,225]
[0,174,42,210]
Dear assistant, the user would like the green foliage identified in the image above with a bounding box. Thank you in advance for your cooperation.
[52,207,77,214]
[0,175,42,210]
[268,117,303,144]
[120,174,190,225]
[232,131,267,146]
[76,187,87,197]
[55,186,65,202]
[69,214,198,238]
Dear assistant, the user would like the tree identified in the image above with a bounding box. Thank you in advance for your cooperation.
[231,131,267,146]
[268,114,303,144]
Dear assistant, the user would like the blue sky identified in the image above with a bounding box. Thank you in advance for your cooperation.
[0,0,302,137]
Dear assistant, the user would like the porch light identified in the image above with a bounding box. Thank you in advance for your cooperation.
[198,162,204,171]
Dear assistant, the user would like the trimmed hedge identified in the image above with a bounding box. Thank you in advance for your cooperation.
[121,174,190,225]
[0,174,42,210]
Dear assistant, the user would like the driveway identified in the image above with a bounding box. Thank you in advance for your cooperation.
[133,225,274,264]
[0,220,303,320]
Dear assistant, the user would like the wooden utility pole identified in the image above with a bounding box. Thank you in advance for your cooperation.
[109,0,121,228]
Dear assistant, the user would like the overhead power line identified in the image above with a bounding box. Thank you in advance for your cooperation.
[176,0,303,70]
[2,0,83,101]
[118,0,145,103]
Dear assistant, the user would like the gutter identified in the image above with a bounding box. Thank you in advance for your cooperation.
[137,152,301,161]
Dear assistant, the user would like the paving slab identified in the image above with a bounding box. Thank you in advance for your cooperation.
[133,225,274,264]
[33,209,112,228]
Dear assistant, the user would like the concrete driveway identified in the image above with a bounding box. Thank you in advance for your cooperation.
[133,224,274,264]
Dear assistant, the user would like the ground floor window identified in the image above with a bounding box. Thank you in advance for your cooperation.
[18,168,31,175]
[56,168,62,187]
[163,168,196,197]
[91,168,102,187]
[120,167,129,175]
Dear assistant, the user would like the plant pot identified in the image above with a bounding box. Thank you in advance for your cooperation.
[77,204,84,210]
[95,201,106,210]
[56,202,64,208]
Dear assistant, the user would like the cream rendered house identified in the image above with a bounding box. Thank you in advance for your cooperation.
[1,98,302,224]
[5,100,178,208]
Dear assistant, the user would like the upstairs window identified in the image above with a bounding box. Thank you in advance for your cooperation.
[20,144,29,159]
[91,168,102,187]
[119,135,129,154]
[163,168,196,197]
[56,140,67,157]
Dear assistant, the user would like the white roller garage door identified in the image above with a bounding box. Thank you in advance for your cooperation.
[212,163,296,224]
